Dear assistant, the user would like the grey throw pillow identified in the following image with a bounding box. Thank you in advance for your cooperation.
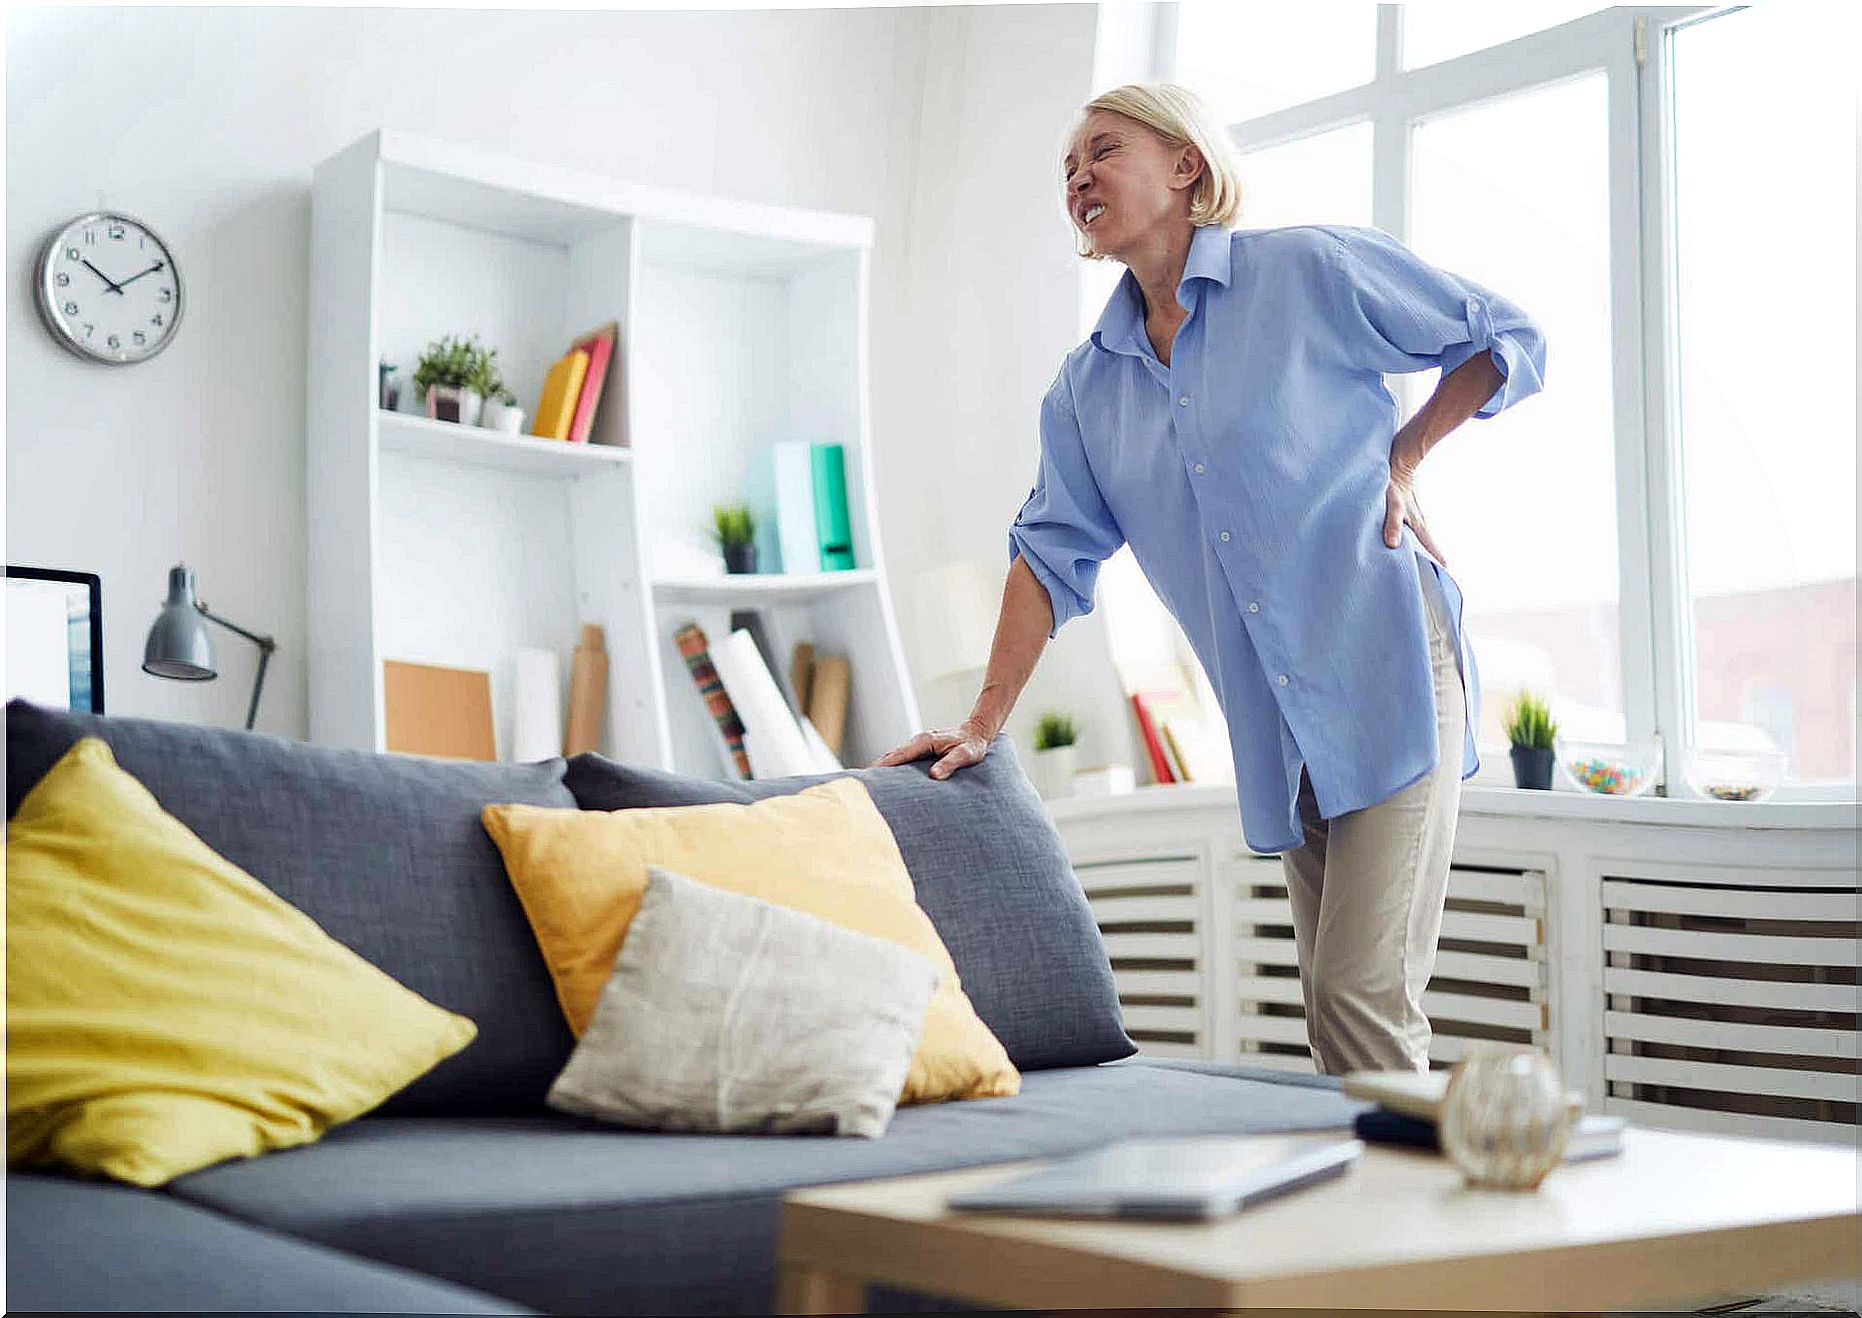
[546,867,939,1139]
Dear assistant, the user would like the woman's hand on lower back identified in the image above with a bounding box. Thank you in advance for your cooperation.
[867,720,992,780]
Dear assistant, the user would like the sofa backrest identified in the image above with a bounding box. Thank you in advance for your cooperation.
[563,737,1135,1072]
[5,700,575,1114]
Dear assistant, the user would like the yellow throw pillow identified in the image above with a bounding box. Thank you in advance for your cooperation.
[482,778,1019,1106]
[5,738,477,1187]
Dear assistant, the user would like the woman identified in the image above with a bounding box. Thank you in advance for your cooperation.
[874,83,1547,1076]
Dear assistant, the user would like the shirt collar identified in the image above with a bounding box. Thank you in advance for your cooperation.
[1089,224,1233,356]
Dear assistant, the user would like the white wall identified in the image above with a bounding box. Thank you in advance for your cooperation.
[6,2,1134,770]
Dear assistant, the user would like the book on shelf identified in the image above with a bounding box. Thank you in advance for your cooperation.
[805,654,851,757]
[790,642,816,711]
[1129,692,1174,785]
[1159,719,1191,783]
[566,322,618,445]
[810,443,855,571]
[533,349,589,441]
[673,622,752,779]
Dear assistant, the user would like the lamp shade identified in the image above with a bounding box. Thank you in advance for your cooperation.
[142,565,216,681]
[913,559,1002,683]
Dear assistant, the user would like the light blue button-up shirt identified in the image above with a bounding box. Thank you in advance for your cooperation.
[1008,223,1546,854]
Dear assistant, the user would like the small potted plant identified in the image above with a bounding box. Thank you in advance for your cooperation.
[712,503,757,574]
[1504,690,1559,790]
[1030,710,1080,799]
[413,333,494,426]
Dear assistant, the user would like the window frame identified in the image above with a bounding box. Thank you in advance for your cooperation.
[1138,3,1851,804]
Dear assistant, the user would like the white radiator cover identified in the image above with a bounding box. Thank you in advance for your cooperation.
[1052,784,1859,1146]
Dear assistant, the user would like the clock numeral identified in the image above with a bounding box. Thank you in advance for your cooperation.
[82,324,95,339]
[55,272,69,287]
[65,246,80,262]
[107,334,121,349]
[84,229,97,245]
[63,300,78,315]
[158,288,173,303]
[108,223,125,241]
[133,331,147,346]
[151,313,164,327]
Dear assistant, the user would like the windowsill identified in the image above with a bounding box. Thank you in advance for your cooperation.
[1044,780,1858,832]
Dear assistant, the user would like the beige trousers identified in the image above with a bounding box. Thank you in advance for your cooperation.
[1280,561,1467,1075]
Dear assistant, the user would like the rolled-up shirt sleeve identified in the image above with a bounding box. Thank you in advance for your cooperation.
[1007,370,1125,639]
[1326,225,1547,418]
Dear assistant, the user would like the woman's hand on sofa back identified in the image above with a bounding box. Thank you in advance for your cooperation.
[869,720,994,780]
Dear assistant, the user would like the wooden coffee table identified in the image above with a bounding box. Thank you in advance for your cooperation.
[777,1127,1858,1313]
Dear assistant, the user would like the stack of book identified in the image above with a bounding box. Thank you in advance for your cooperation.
[532,322,619,444]
[747,441,856,574]
[672,620,850,780]
[1129,688,1228,785]
[1342,1069,1626,1162]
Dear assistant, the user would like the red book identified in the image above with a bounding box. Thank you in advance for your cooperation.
[566,322,617,445]
[1130,692,1175,785]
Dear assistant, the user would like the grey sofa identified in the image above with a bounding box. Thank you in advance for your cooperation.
[5,699,1368,1315]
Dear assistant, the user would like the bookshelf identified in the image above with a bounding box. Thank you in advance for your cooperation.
[308,130,920,773]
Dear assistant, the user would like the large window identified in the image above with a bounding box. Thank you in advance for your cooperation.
[1667,3,1858,787]
[1410,74,1619,750]
[1127,3,1860,801]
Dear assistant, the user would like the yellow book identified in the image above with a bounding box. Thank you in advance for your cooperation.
[532,349,589,441]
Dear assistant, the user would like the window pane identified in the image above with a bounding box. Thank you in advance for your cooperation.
[1238,124,1373,230]
[1410,74,1618,762]
[1404,3,1607,70]
[1175,2,1377,125]
[1670,3,1859,787]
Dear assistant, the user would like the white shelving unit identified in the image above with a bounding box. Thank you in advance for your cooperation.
[307,129,920,773]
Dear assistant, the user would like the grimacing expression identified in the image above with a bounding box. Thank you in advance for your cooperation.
[1062,110,1202,260]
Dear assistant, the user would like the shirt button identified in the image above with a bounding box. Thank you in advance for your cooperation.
[1219,531,1232,543]
[1193,463,1206,474]
[1277,674,1290,686]
[1248,602,1260,613]
[1178,396,1190,407]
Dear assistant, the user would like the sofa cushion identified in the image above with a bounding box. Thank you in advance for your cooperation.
[5,699,576,1114]
[6,1173,531,1314]
[7,737,477,1186]
[547,866,939,1138]
[167,1059,1370,1316]
[484,778,1019,1106]
[563,736,1134,1073]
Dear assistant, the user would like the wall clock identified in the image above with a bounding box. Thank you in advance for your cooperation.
[34,211,185,365]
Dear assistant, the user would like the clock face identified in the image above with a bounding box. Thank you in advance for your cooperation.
[35,212,184,365]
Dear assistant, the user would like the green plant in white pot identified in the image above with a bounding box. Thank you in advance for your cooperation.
[475,354,525,435]
[1030,710,1080,800]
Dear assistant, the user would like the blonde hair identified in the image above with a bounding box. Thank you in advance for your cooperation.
[1065,83,1245,260]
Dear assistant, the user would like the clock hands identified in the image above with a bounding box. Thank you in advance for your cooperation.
[81,258,125,295]
[113,261,166,292]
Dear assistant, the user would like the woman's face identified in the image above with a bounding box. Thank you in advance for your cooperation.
[1062,109,1202,262]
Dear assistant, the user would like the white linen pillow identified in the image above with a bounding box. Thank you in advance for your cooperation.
[546,866,938,1138]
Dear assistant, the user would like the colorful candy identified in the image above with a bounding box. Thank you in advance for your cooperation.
[1565,756,1647,795]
